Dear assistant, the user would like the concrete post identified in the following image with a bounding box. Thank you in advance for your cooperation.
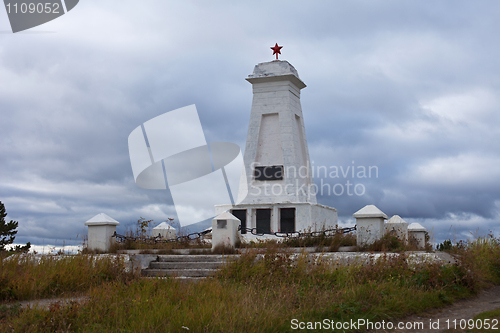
[353,205,388,247]
[85,213,120,252]
[212,211,240,251]
[152,222,176,240]
[408,223,427,249]
[385,215,408,243]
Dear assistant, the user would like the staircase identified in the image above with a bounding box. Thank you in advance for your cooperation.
[141,254,238,279]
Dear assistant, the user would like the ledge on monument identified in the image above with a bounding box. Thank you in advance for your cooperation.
[248,60,300,78]
[246,60,306,89]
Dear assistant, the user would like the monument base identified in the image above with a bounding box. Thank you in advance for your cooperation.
[215,202,337,234]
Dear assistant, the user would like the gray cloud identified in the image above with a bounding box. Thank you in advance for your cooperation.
[1,1,499,247]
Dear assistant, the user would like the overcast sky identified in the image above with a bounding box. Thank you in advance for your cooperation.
[1,1,499,248]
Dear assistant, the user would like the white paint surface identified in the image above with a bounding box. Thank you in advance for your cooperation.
[385,214,409,243]
[215,59,338,232]
[239,60,317,205]
[152,222,176,240]
[408,222,427,249]
[353,205,387,246]
[85,213,120,252]
[215,203,337,233]
[212,211,240,250]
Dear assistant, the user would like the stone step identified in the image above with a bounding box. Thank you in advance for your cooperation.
[149,261,224,270]
[156,254,239,263]
[141,268,219,278]
[142,276,207,282]
[141,254,240,279]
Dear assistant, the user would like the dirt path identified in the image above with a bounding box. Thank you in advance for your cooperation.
[370,285,500,332]
[2,296,89,311]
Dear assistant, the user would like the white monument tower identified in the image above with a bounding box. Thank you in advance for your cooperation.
[216,44,337,234]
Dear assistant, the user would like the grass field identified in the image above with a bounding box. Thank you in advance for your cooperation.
[1,234,499,332]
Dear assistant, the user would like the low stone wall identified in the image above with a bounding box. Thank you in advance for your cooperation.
[123,250,458,274]
[4,251,457,277]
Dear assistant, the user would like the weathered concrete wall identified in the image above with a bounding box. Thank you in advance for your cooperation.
[87,225,117,252]
[356,217,385,246]
[215,202,337,233]
[310,204,338,231]
[212,212,240,250]
[85,213,120,252]
[385,215,409,243]
[408,223,427,249]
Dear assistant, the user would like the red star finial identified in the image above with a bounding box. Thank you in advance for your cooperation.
[271,43,283,60]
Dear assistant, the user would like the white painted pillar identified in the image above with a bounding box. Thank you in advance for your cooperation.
[385,215,408,243]
[272,206,279,233]
[353,205,388,247]
[85,213,120,252]
[212,211,240,251]
[152,222,177,240]
[408,223,427,249]
[246,209,252,231]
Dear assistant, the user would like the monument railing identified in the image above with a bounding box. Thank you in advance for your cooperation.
[238,225,356,238]
[111,229,212,244]
[111,226,356,244]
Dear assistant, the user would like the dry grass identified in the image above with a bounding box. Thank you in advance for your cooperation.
[101,237,211,253]
[1,234,499,332]
[0,254,136,302]
[452,234,500,289]
[470,307,500,332]
[238,231,357,251]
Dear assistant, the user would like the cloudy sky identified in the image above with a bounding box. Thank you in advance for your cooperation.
[1,1,499,248]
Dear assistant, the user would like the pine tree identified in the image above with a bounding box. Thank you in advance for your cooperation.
[0,201,30,252]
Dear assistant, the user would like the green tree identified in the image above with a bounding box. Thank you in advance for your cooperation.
[0,201,30,252]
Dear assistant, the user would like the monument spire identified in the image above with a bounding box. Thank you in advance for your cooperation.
[215,57,337,235]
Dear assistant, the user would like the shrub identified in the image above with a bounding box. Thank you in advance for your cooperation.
[437,239,454,251]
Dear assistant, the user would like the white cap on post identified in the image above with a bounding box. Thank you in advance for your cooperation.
[353,205,388,247]
[85,213,120,252]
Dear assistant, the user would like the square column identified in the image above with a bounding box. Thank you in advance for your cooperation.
[385,215,408,243]
[85,213,120,252]
[152,222,177,240]
[408,223,427,249]
[212,211,241,250]
[353,205,387,247]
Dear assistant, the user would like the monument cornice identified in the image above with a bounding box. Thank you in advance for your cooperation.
[245,74,306,90]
